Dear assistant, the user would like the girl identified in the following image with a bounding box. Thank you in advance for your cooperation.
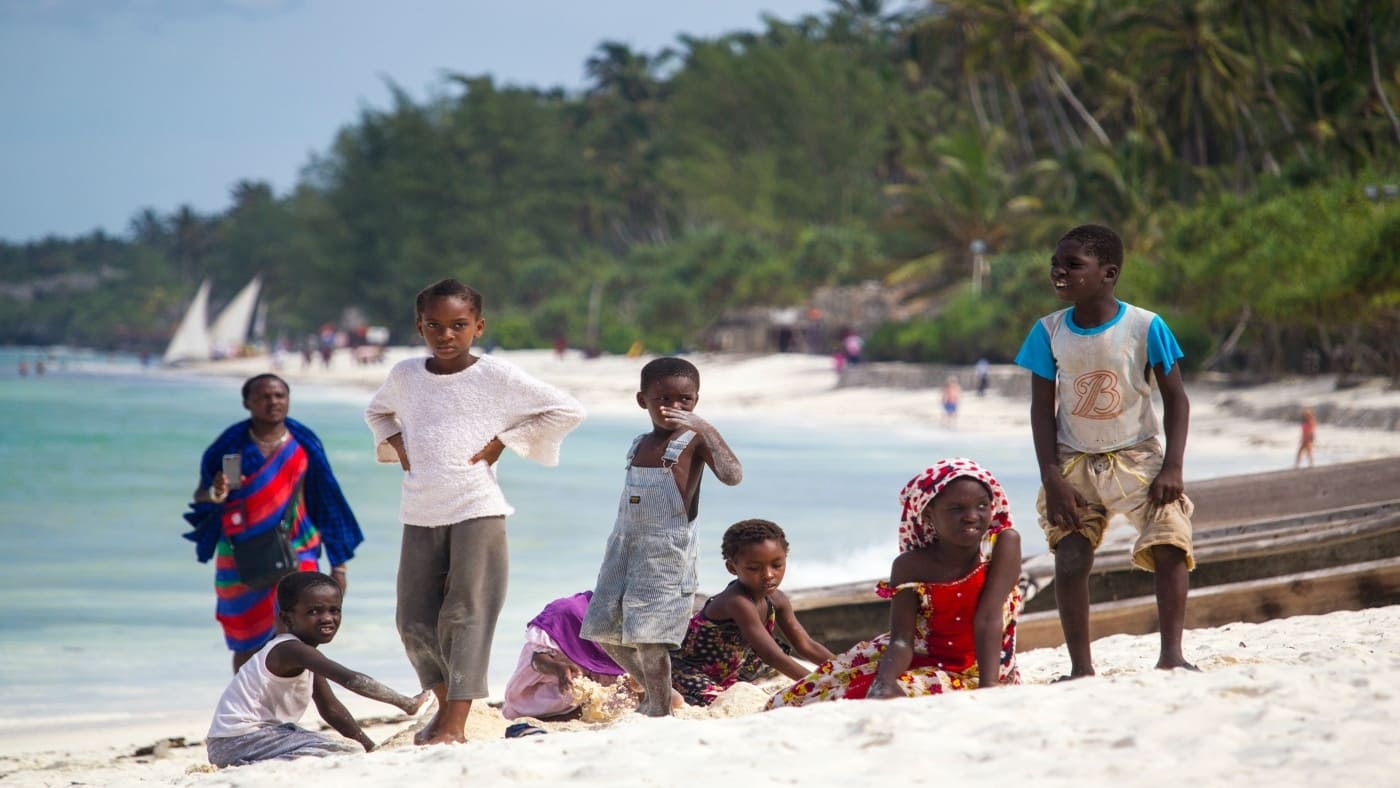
[205,571,429,767]
[670,519,834,707]
[766,458,1022,709]
[501,591,630,722]
[364,278,585,744]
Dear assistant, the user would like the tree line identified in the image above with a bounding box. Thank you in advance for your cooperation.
[2,0,1397,376]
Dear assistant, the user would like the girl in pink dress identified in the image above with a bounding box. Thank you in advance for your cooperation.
[766,458,1022,708]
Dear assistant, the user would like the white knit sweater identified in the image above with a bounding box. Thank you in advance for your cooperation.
[364,354,586,526]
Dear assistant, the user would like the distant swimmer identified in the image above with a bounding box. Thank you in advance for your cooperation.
[1295,407,1317,469]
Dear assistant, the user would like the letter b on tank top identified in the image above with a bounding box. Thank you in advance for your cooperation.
[1070,370,1123,420]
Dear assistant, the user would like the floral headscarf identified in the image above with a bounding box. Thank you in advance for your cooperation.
[896,457,1014,555]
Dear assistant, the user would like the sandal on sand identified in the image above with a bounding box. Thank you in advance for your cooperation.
[505,723,547,739]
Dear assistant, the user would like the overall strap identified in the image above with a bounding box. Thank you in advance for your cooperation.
[661,430,696,467]
[624,434,646,467]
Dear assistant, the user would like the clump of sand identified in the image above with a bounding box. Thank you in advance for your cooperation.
[569,675,642,724]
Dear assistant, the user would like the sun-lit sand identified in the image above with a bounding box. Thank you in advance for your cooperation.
[4,350,1397,786]
[4,606,1398,786]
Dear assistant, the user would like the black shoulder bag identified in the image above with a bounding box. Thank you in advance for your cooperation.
[231,480,304,590]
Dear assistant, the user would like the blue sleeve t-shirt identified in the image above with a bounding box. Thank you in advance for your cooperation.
[1014,302,1183,382]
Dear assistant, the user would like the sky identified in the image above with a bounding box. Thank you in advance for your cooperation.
[0,0,834,243]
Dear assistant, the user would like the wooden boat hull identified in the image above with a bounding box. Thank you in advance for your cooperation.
[784,457,1400,654]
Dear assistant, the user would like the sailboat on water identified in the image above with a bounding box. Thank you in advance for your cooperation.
[162,275,263,365]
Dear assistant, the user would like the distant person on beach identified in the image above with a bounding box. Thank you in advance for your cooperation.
[205,571,430,767]
[184,373,363,673]
[1295,407,1317,469]
[842,329,864,366]
[765,458,1022,709]
[500,591,630,722]
[941,375,962,427]
[670,519,833,707]
[975,356,990,396]
[364,278,585,745]
[581,356,744,717]
[1014,223,1196,679]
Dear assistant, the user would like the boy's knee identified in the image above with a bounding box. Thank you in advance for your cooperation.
[1053,534,1095,578]
[1150,544,1190,570]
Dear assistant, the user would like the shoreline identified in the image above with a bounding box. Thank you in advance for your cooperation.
[177,347,1400,467]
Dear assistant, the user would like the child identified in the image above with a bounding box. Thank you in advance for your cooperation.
[766,459,1022,709]
[205,571,428,767]
[1013,224,1196,678]
[941,375,962,427]
[1295,407,1317,469]
[580,356,743,717]
[670,519,833,707]
[364,278,586,745]
[501,591,629,722]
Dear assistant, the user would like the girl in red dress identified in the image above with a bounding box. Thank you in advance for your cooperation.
[766,458,1022,709]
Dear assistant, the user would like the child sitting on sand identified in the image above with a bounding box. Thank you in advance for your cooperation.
[501,591,632,722]
[766,459,1022,708]
[205,572,429,767]
[671,519,834,707]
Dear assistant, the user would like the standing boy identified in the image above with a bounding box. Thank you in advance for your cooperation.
[581,357,743,716]
[1014,225,1196,678]
[364,278,586,744]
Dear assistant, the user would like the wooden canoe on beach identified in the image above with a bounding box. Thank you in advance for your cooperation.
[787,456,1400,653]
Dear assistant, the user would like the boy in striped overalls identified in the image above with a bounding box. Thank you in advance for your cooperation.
[581,357,743,716]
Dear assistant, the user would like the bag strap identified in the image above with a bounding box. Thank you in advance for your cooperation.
[278,478,306,535]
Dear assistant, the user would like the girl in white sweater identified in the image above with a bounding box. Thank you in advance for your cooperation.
[364,278,586,745]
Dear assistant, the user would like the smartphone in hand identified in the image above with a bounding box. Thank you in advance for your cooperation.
[222,454,243,490]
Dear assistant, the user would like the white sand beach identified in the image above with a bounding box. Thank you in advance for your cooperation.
[4,605,1398,787]
[3,350,1397,786]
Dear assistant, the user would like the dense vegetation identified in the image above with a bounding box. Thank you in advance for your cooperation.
[3,0,1398,376]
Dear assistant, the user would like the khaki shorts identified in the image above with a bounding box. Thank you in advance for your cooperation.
[1036,438,1194,571]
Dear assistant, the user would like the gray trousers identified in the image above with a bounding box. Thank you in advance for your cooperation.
[397,517,508,701]
[206,723,360,767]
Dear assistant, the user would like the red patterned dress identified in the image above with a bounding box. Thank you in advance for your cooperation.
[765,563,1021,709]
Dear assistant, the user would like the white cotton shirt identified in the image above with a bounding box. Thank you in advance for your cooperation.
[208,634,313,738]
[364,354,587,526]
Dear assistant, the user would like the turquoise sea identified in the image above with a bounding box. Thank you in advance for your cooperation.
[0,346,1267,729]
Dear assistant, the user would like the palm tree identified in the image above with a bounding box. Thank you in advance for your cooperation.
[883,127,1047,301]
[915,0,1111,157]
[1116,2,1255,173]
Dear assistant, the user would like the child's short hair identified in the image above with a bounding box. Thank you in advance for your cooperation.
[640,357,700,391]
[276,570,342,610]
[416,278,483,318]
[722,519,789,561]
[1059,224,1124,269]
[241,373,289,401]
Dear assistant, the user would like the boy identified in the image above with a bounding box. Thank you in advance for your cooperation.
[1014,224,1196,678]
[364,278,586,744]
[580,357,743,716]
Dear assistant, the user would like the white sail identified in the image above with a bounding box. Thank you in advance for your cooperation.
[162,279,212,365]
[208,275,262,357]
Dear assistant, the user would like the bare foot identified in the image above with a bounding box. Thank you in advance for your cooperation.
[417,730,467,746]
[1156,659,1201,672]
[1051,671,1095,683]
[412,711,440,746]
